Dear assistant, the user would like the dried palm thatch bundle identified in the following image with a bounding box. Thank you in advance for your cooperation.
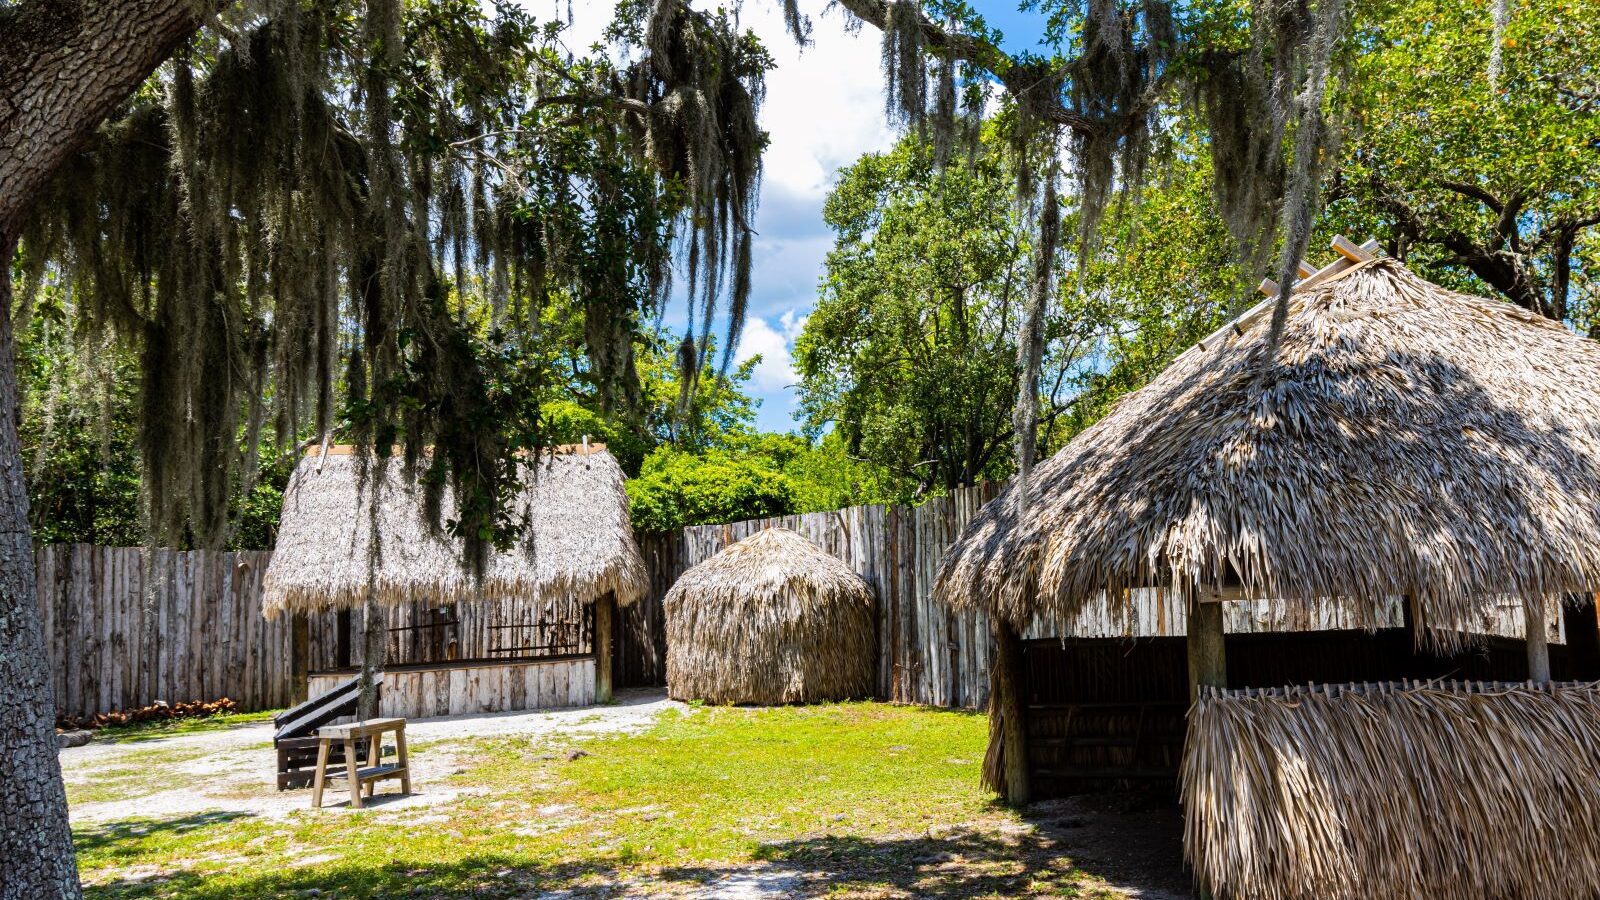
[262,447,646,618]
[1183,680,1600,900]
[664,528,876,704]
[935,258,1600,647]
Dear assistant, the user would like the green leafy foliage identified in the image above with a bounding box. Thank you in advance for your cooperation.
[626,447,797,534]
[797,133,1034,494]
[1325,0,1600,323]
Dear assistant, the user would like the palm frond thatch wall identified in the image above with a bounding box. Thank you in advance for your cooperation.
[664,527,876,704]
[1183,680,1600,900]
[262,448,647,618]
[936,259,1600,645]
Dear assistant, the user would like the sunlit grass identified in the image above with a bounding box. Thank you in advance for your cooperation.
[73,702,1122,899]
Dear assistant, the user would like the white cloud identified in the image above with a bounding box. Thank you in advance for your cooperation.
[733,314,798,394]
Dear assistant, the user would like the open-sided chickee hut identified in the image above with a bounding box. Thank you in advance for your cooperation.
[263,444,647,717]
[934,238,1600,899]
[664,527,876,704]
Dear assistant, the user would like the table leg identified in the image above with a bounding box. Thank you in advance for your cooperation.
[368,734,381,798]
[395,725,411,795]
[344,739,363,809]
[311,739,331,809]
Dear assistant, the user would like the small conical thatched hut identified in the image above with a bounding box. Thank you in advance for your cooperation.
[934,240,1600,899]
[264,444,647,714]
[664,527,876,704]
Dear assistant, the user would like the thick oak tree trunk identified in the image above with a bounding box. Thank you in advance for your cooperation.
[1,4,208,896]
[0,242,79,900]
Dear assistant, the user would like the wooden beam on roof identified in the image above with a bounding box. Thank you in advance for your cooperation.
[1197,236,1382,351]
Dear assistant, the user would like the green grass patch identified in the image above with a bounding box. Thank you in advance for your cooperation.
[74,702,1127,899]
[87,709,280,745]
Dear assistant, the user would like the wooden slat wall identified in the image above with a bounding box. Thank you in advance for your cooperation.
[307,657,595,719]
[38,499,1569,720]
[630,481,1566,711]
[35,545,284,720]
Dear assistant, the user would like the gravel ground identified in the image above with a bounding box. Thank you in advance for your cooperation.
[61,688,682,823]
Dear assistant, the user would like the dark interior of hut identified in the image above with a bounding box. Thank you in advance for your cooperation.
[1022,596,1600,800]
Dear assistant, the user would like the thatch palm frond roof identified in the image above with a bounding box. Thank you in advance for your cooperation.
[664,527,876,704]
[262,447,646,618]
[935,258,1600,637]
[1184,681,1600,900]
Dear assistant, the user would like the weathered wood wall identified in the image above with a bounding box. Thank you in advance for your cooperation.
[37,506,1566,719]
[630,482,1567,710]
[34,545,285,719]
[308,657,594,719]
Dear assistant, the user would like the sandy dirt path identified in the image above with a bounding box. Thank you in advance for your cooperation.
[62,688,682,823]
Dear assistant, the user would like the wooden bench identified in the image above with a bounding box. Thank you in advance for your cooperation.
[311,717,411,809]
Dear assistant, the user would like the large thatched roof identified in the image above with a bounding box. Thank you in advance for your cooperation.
[1183,681,1600,899]
[664,527,876,704]
[936,257,1600,638]
[262,446,646,618]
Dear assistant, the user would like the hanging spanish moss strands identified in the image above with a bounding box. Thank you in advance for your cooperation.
[882,0,928,132]
[628,0,768,387]
[1488,0,1511,87]
[1264,0,1347,358]
[15,0,775,569]
[1013,159,1061,513]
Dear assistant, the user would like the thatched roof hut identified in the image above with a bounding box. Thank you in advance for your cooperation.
[936,255,1600,638]
[262,445,647,619]
[664,527,876,704]
[934,241,1600,897]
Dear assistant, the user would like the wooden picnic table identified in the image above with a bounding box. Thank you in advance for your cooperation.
[311,717,411,809]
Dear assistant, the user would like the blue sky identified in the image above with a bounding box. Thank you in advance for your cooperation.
[536,2,1049,432]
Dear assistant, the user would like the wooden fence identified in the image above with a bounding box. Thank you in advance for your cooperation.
[34,545,287,720]
[36,489,1560,719]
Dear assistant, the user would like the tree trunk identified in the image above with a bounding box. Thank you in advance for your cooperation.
[0,1,207,237]
[1,9,211,891]
[0,242,81,900]
[358,596,386,720]
[982,617,1030,805]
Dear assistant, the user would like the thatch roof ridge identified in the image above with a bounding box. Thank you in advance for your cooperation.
[262,447,647,618]
[935,258,1600,638]
[664,527,876,704]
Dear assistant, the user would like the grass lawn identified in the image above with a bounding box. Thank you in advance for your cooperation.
[72,703,1157,898]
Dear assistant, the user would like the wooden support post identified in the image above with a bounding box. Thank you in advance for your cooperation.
[594,593,615,704]
[986,617,1031,806]
[1526,596,1551,683]
[1187,593,1227,702]
[290,613,311,705]
[1563,593,1600,680]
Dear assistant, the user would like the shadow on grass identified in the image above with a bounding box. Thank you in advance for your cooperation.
[80,799,1191,899]
[75,812,257,863]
